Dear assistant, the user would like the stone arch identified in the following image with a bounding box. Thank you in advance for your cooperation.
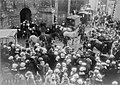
[20,8,32,23]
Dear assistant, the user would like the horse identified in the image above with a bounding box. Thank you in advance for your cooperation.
[85,39,113,55]
[59,25,73,32]
[63,26,81,45]
[29,35,40,47]
[49,25,72,42]
[39,33,54,51]
[45,26,63,42]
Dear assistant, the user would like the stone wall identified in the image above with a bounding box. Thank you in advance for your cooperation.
[0,0,54,29]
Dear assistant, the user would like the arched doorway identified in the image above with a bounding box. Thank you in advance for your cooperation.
[20,8,32,23]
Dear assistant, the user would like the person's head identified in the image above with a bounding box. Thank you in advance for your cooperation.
[54,69,60,74]
[94,69,99,74]
[79,60,83,64]
[62,62,66,67]
[66,59,71,64]
[56,63,61,68]
[112,81,118,85]
[45,63,49,67]
[40,61,45,66]
[60,52,65,58]
[71,67,77,73]
[63,72,68,78]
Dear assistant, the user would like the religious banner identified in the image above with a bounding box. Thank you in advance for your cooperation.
[113,0,120,20]
[107,0,115,15]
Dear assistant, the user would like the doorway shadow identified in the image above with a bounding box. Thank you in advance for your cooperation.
[20,8,32,23]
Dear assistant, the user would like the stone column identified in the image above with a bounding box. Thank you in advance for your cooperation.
[55,0,58,22]
[68,0,71,17]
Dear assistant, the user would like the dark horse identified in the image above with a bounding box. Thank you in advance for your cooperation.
[85,39,113,54]
[45,25,64,42]
[39,33,53,51]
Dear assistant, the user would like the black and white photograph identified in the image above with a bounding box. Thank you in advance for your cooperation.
[0,0,120,85]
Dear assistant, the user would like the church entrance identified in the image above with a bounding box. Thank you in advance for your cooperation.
[20,8,32,23]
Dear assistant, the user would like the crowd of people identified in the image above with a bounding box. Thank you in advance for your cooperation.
[16,20,44,39]
[1,13,120,85]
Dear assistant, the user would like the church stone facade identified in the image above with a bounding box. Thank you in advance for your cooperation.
[0,0,55,29]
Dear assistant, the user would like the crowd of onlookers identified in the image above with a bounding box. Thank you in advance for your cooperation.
[1,13,120,85]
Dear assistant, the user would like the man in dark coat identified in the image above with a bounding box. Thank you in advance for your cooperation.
[37,61,45,82]
[1,45,10,66]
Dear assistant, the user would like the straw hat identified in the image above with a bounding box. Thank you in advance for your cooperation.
[54,69,60,73]
[66,59,71,63]
[8,56,13,60]
[73,73,79,79]
[112,81,118,85]
[79,66,86,71]
[94,69,99,73]
[77,79,83,84]
[7,46,11,50]
[20,52,25,56]
[76,54,81,57]
[56,63,61,67]
[15,48,20,53]
[73,55,77,59]
[118,63,120,67]
[12,63,18,69]
[62,62,67,67]
[106,59,110,64]
[61,53,65,58]
[54,51,58,55]
[81,62,87,66]
[79,60,83,64]
[38,57,43,61]
[20,62,26,67]
[56,56,60,61]
[96,62,101,66]
[25,60,30,63]
[71,67,77,72]
[95,66,100,70]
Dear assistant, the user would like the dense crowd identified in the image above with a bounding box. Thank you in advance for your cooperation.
[1,13,120,85]
[17,20,42,39]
